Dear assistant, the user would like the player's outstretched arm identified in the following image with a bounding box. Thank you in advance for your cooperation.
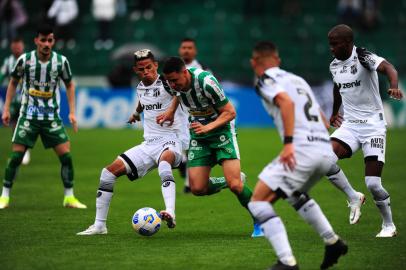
[191,101,236,135]
[274,92,296,171]
[377,60,403,100]
[1,77,18,126]
[65,81,78,132]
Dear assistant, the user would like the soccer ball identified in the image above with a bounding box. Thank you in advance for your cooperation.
[132,207,161,236]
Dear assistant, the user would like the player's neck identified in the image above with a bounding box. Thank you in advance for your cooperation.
[37,50,52,62]
[142,74,158,86]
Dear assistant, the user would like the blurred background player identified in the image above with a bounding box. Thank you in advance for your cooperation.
[0,37,30,165]
[327,24,402,237]
[0,24,86,209]
[161,56,263,237]
[248,41,347,270]
[77,49,188,235]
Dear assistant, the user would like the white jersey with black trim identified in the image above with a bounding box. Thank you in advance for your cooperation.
[137,75,188,141]
[329,46,385,124]
[256,67,332,153]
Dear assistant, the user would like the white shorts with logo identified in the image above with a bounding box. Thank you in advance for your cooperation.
[259,147,333,197]
[330,120,386,163]
[118,136,183,178]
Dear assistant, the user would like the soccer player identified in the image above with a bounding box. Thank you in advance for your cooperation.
[77,49,189,235]
[0,24,86,209]
[248,41,347,270]
[327,24,402,237]
[178,37,207,193]
[0,37,31,165]
[161,56,263,237]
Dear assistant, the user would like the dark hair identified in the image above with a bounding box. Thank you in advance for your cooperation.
[133,49,155,64]
[253,41,278,54]
[163,57,186,74]
[36,24,54,37]
[11,37,24,43]
[181,38,196,44]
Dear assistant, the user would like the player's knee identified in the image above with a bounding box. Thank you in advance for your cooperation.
[99,168,117,192]
[326,163,341,177]
[8,151,25,167]
[59,152,73,166]
[286,192,311,211]
[248,201,277,224]
[365,176,389,201]
[227,179,243,194]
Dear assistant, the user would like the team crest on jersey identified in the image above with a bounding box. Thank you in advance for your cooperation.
[350,64,357,74]
[50,70,59,78]
[153,88,160,97]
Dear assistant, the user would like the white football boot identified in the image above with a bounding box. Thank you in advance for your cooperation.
[376,223,397,238]
[77,224,108,235]
[348,192,366,224]
[160,210,176,229]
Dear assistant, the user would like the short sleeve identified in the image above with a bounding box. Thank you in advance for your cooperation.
[204,76,229,108]
[10,55,25,79]
[356,47,385,71]
[255,74,285,103]
[61,57,73,83]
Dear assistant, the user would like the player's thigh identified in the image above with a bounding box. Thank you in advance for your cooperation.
[119,143,156,180]
[221,158,243,192]
[40,119,69,149]
[188,166,211,191]
[187,138,216,168]
[211,128,240,164]
[331,126,360,158]
[157,138,183,167]
[12,116,40,148]
[53,141,71,156]
[105,158,127,177]
[300,153,332,193]
[361,133,386,163]
[251,180,279,202]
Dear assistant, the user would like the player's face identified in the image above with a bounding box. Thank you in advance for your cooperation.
[35,33,55,57]
[328,35,350,61]
[164,69,190,92]
[134,58,158,84]
[179,41,197,63]
[10,41,24,58]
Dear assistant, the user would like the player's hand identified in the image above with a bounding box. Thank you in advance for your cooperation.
[127,113,141,124]
[279,143,296,171]
[330,113,343,128]
[388,88,403,100]
[156,112,174,127]
[2,109,10,126]
[190,121,212,134]
[68,113,78,133]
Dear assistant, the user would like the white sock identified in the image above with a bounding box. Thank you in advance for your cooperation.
[159,161,175,216]
[64,188,74,197]
[327,165,359,201]
[375,197,393,225]
[95,190,113,228]
[248,201,296,266]
[297,199,338,245]
[1,186,10,197]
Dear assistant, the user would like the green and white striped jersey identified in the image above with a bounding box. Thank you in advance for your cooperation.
[11,50,73,120]
[0,54,23,96]
[178,68,229,125]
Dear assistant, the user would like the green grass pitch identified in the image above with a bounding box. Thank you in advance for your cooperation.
[0,127,405,270]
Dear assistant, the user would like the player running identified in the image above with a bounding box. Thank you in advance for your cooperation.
[248,41,347,270]
[326,24,402,237]
[0,24,86,209]
[161,56,263,237]
[77,49,189,235]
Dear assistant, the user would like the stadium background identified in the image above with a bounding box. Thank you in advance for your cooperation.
[1,1,406,270]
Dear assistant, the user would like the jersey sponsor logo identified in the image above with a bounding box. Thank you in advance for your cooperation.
[190,140,198,147]
[27,105,55,115]
[339,80,361,89]
[28,89,53,98]
[142,103,162,111]
[162,140,176,148]
[18,130,27,137]
[23,120,30,127]
[306,135,330,143]
[219,135,226,142]
[348,119,367,124]
[370,138,384,149]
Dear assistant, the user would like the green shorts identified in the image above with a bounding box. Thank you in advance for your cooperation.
[12,116,69,149]
[187,126,240,167]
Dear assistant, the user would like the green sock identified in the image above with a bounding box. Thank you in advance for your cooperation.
[236,184,253,208]
[207,176,228,195]
[59,153,74,188]
[4,151,25,188]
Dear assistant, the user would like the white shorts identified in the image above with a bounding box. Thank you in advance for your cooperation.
[331,123,386,162]
[118,136,183,179]
[259,148,333,197]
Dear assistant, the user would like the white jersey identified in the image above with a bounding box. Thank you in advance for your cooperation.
[256,67,332,153]
[329,46,385,124]
[137,75,189,144]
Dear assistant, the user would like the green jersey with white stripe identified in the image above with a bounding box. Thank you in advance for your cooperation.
[11,50,72,121]
[179,68,229,123]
